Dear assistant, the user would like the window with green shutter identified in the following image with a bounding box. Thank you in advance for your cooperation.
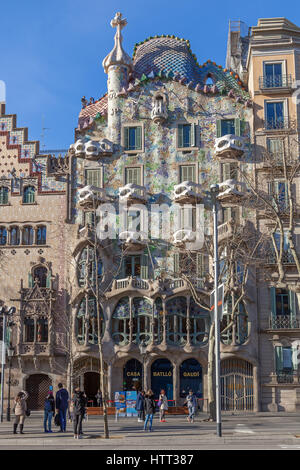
[179,165,196,183]
[125,167,142,185]
[85,169,102,187]
[0,187,8,205]
[173,253,180,274]
[124,126,142,151]
[221,163,238,181]
[178,124,195,148]
[196,253,209,277]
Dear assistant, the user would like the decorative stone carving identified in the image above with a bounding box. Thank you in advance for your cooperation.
[214,134,245,161]
[172,181,204,204]
[48,154,70,176]
[102,12,133,73]
[119,230,148,251]
[77,185,109,210]
[119,183,147,205]
[151,92,168,123]
[69,139,113,160]
[217,179,249,206]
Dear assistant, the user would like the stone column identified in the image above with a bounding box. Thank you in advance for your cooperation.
[253,364,260,412]
[108,363,113,400]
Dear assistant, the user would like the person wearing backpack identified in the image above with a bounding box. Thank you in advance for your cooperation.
[72,388,87,439]
[44,392,55,433]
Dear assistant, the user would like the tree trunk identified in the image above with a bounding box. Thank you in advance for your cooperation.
[207,322,216,421]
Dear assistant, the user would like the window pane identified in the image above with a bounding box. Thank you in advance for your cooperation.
[221,119,235,136]
[85,169,101,187]
[0,187,8,205]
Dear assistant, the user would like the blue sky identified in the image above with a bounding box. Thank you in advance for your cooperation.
[1,0,300,151]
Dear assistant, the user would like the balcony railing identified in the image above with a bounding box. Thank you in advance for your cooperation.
[263,117,289,131]
[266,250,295,265]
[269,315,300,329]
[259,75,292,89]
[276,372,300,384]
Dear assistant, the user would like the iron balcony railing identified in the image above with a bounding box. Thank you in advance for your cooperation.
[269,315,300,330]
[276,372,300,384]
[266,250,295,265]
[264,117,289,131]
[259,74,292,89]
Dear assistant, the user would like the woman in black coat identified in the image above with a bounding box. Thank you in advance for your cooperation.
[143,390,156,432]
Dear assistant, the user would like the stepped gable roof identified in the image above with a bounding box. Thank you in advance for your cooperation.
[78,94,108,130]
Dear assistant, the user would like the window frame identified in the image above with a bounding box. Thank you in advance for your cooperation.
[122,123,144,154]
[176,122,197,150]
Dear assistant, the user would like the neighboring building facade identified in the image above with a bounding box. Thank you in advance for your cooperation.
[1,14,300,412]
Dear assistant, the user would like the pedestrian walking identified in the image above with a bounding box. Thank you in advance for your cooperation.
[55,383,69,432]
[44,392,55,433]
[158,389,168,422]
[135,390,145,422]
[95,389,103,407]
[13,390,29,434]
[184,390,197,423]
[72,388,87,439]
[143,390,156,432]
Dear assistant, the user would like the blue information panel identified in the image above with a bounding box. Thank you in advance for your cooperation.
[126,391,137,416]
[114,391,126,416]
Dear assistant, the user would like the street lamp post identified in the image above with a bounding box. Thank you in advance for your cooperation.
[210,184,222,438]
[0,306,16,423]
[6,346,14,422]
[139,340,148,391]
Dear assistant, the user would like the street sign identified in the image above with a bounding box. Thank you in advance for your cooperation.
[210,284,224,321]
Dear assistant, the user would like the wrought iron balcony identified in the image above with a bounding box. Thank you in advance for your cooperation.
[276,372,300,384]
[259,74,292,90]
[269,315,300,330]
[263,117,289,131]
[266,250,295,265]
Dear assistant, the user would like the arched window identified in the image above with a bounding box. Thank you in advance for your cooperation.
[166,297,187,345]
[190,298,209,345]
[0,227,7,245]
[10,226,20,245]
[112,297,130,345]
[0,187,8,205]
[77,245,103,288]
[23,186,35,204]
[132,297,152,345]
[24,317,35,342]
[37,317,48,342]
[75,296,104,345]
[22,226,34,245]
[37,226,46,245]
[221,296,248,345]
[33,266,48,288]
[153,298,163,344]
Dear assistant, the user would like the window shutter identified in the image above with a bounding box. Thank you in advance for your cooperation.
[216,120,222,138]
[124,127,129,150]
[275,346,283,373]
[173,253,179,274]
[178,125,183,148]
[234,118,241,136]
[46,271,51,288]
[191,123,196,146]
[136,126,142,150]
[292,345,298,371]
[222,163,231,181]
[289,290,296,320]
[141,253,149,280]
[196,253,208,278]
[28,273,33,288]
[270,287,277,324]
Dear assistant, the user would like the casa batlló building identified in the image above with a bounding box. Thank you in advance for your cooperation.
[0,14,300,413]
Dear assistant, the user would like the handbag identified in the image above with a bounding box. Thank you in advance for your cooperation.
[157,400,161,407]
[54,413,61,426]
[25,409,31,417]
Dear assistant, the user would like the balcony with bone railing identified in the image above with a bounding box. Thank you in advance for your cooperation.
[151,98,168,124]
[214,134,245,162]
[77,185,111,211]
[172,181,205,205]
[119,230,148,252]
[69,138,113,160]
[217,179,249,207]
[119,183,148,206]
[172,229,196,248]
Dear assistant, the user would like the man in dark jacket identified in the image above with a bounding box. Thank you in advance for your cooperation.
[143,390,156,432]
[55,383,69,432]
[135,390,145,422]
[44,393,55,433]
[72,388,87,439]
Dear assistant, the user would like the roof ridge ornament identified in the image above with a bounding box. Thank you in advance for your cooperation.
[102,12,133,73]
